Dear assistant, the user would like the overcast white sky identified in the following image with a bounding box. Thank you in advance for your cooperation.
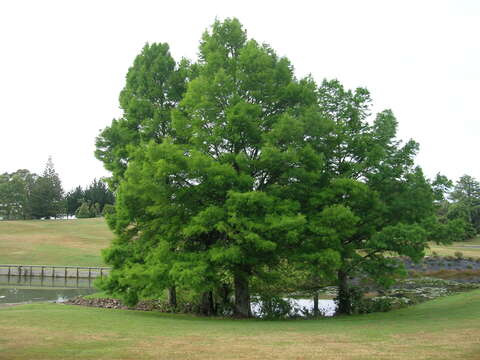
[0,0,479,191]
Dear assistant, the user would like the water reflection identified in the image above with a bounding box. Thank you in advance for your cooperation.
[290,298,337,316]
[251,298,337,317]
[0,275,96,304]
[0,287,95,304]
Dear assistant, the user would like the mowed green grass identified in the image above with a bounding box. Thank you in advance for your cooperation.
[0,290,480,360]
[0,218,113,266]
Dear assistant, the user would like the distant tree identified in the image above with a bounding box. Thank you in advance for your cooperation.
[83,179,114,213]
[0,169,37,219]
[30,157,64,219]
[431,173,453,202]
[75,201,94,218]
[0,173,21,219]
[65,186,85,218]
[449,175,480,236]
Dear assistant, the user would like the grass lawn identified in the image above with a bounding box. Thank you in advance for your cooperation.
[428,236,480,258]
[0,218,113,266]
[0,290,480,359]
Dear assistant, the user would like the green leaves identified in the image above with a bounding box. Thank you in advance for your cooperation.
[95,43,191,189]
[95,18,445,315]
[369,224,427,261]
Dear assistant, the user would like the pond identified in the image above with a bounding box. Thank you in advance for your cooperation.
[251,298,337,317]
[0,275,96,305]
[0,275,337,317]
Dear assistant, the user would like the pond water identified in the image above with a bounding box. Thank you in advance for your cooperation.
[0,275,337,317]
[0,275,96,305]
[291,298,336,316]
[251,298,337,317]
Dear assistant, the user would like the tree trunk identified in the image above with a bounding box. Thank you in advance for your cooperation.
[337,270,351,315]
[234,271,251,318]
[313,292,319,316]
[168,286,177,308]
[220,283,230,307]
[200,291,215,316]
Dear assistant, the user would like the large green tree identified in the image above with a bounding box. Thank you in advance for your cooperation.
[97,18,449,317]
[283,79,450,314]
[100,19,321,317]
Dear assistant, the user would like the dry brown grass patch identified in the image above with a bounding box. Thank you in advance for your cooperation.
[120,328,480,360]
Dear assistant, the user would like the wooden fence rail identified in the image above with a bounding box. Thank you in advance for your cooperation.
[0,264,111,279]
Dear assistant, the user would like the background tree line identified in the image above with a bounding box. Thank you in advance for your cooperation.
[435,174,480,240]
[65,178,115,218]
[0,157,114,220]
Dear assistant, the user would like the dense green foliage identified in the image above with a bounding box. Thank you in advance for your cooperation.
[448,175,480,237]
[0,169,36,219]
[432,174,480,241]
[96,18,458,317]
[65,179,115,218]
[95,42,192,190]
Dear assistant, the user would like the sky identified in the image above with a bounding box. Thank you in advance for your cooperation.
[0,0,479,191]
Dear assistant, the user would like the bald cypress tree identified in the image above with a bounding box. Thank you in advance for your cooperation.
[96,19,450,317]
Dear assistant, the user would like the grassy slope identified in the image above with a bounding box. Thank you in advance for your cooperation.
[0,217,478,266]
[0,290,480,360]
[0,218,113,266]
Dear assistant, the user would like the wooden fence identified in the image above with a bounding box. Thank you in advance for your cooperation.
[0,264,111,279]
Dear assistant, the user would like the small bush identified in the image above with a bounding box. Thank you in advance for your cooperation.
[75,202,94,218]
[454,251,464,260]
[253,295,294,319]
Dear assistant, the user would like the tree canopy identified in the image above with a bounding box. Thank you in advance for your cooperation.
[96,18,455,317]
[0,169,37,220]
